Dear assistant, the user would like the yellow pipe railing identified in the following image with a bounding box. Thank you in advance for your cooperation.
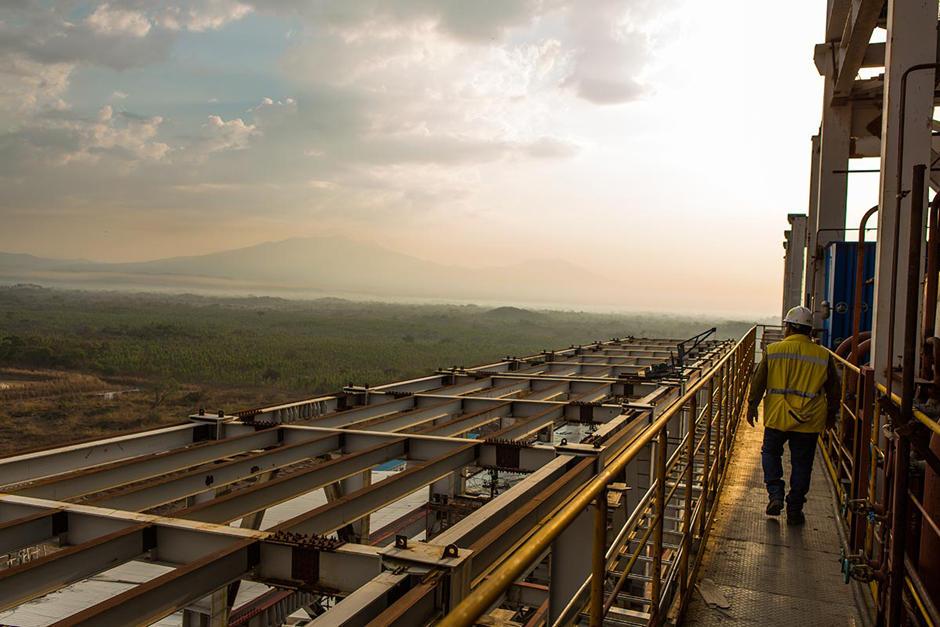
[439,327,756,627]
[823,342,940,627]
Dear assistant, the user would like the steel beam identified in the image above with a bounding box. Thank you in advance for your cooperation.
[90,432,341,512]
[0,424,199,487]
[0,524,154,611]
[809,79,852,325]
[309,572,411,625]
[51,539,260,627]
[177,439,410,524]
[10,428,284,502]
[833,0,885,98]
[275,445,479,535]
[0,334,730,626]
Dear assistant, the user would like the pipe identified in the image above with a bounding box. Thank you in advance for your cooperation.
[922,195,940,346]
[884,63,937,401]
[852,205,879,362]
[887,163,927,626]
[849,338,872,366]
[924,337,940,401]
[439,330,755,627]
[589,490,607,626]
[917,433,940,607]
[838,332,871,358]
[649,429,667,624]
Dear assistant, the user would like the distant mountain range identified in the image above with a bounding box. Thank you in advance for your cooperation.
[0,237,612,306]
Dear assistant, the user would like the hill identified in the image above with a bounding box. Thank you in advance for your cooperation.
[0,237,610,306]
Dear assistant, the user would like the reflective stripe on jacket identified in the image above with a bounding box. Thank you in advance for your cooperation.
[763,334,830,433]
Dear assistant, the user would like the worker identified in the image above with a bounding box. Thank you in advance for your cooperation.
[746,305,839,526]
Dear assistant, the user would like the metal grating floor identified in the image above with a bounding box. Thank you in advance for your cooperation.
[683,418,869,626]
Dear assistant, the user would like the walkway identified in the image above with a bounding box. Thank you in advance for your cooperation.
[684,418,870,626]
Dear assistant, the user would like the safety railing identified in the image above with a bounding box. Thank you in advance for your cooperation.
[440,327,756,627]
[822,348,940,627]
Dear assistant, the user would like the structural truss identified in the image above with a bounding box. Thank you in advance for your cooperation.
[0,334,754,626]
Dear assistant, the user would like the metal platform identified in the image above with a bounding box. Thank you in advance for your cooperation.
[684,418,869,626]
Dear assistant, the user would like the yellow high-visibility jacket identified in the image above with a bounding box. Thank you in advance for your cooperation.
[750,334,837,433]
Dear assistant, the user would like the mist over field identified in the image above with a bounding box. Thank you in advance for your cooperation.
[0,237,779,318]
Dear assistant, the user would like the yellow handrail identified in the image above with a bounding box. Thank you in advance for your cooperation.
[828,349,861,375]
[875,381,940,436]
[439,327,755,627]
[824,348,940,437]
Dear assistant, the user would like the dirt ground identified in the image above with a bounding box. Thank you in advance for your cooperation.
[0,368,300,456]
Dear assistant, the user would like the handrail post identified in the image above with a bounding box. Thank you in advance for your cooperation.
[720,363,729,470]
[438,330,756,627]
[850,367,875,550]
[679,392,697,597]
[589,488,608,626]
[715,366,725,475]
[699,378,714,538]
[650,428,667,625]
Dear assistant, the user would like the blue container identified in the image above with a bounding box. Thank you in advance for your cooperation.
[821,241,876,349]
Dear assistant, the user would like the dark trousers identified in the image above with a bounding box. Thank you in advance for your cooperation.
[761,427,819,512]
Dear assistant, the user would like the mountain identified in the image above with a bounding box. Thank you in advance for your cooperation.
[0,237,613,306]
[0,251,87,271]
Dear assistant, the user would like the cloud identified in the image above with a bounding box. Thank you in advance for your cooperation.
[153,0,253,32]
[3,105,170,166]
[559,0,656,104]
[0,0,666,243]
[199,114,258,155]
[86,4,153,38]
[251,0,547,42]
[0,55,72,115]
[522,136,579,159]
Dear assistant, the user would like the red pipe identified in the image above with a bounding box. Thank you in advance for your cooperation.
[849,338,872,367]
[918,433,940,606]
[924,337,940,401]
[851,205,879,361]
[921,196,940,390]
[837,332,871,358]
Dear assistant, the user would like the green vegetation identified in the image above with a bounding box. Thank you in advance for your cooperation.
[0,286,756,393]
[0,285,759,453]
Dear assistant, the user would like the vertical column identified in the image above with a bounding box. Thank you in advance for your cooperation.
[699,378,714,538]
[589,490,608,626]
[679,393,697,597]
[549,507,593,623]
[342,471,372,541]
[783,214,809,318]
[805,134,822,307]
[809,81,852,327]
[648,429,667,625]
[871,0,936,384]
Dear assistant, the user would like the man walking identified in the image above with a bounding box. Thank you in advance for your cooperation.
[747,306,839,526]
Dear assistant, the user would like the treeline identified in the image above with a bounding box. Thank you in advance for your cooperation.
[0,286,758,395]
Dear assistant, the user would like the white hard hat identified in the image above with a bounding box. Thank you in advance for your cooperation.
[783,305,813,328]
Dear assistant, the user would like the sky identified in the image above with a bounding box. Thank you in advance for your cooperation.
[0,1,874,316]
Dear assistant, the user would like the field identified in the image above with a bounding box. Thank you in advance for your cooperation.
[0,285,760,454]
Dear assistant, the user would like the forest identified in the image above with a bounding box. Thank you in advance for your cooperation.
[0,285,760,452]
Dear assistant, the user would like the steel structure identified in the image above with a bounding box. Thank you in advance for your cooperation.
[779,2,940,626]
[0,333,751,626]
[8,2,940,626]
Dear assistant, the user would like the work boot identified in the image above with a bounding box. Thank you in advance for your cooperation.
[786,510,805,526]
[765,498,784,516]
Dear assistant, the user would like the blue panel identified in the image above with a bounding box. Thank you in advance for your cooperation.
[821,241,876,349]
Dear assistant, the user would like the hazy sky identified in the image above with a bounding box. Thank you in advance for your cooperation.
[0,1,873,316]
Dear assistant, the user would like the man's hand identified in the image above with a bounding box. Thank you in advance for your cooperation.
[746,405,758,427]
